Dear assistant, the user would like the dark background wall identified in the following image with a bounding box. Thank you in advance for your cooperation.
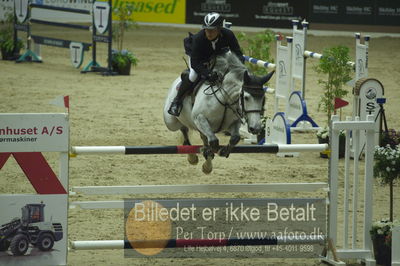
[186,0,400,30]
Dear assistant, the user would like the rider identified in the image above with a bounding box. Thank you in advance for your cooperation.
[167,12,245,116]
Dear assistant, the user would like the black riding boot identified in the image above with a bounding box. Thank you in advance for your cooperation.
[168,78,194,116]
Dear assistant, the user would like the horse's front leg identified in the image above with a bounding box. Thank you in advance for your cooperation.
[180,126,198,165]
[193,114,219,151]
[193,114,218,174]
[199,133,214,174]
[218,121,241,158]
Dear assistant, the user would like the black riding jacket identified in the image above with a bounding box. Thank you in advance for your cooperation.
[190,28,244,78]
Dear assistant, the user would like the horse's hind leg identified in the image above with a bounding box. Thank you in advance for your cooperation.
[180,126,198,165]
[200,133,214,174]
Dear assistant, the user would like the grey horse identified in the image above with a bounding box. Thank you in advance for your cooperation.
[163,52,274,173]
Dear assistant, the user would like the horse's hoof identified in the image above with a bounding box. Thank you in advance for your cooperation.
[187,154,199,165]
[202,163,213,174]
[217,147,230,158]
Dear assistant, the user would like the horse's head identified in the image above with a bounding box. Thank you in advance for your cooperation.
[242,71,275,134]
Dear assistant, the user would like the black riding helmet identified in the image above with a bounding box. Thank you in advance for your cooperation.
[203,12,224,29]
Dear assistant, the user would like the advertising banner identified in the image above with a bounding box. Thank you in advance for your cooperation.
[375,0,400,26]
[0,113,69,153]
[112,0,186,24]
[310,0,400,26]
[0,194,68,265]
[186,0,308,29]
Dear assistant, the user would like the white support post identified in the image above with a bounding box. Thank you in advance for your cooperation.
[363,115,376,265]
[393,226,400,266]
[328,116,340,248]
[324,115,376,266]
[352,117,361,248]
[275,35,293,114]
[343,117,351,249]
[352,33,370,120]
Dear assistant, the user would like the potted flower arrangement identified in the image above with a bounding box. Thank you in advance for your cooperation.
[111,6,138,75]
[111,49,138,75]
[371,128,400,265]
[370,219,400,266]
[316,126,346,158]
[314,45,352,158]
[0,12,24,60]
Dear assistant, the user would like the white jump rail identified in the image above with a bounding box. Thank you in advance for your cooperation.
[71,235,326,251]
[71,182,328,195]
[70,182,329,209]
[70,144,328,155]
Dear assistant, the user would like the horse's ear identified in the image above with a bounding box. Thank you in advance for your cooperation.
[261,70,275,84]
[243,71,250,83]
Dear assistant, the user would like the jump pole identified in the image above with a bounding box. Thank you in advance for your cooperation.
[70,182,328,196]
[71,235,326,250]
[70,144,328,155]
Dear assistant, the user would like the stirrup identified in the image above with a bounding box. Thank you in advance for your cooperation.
[168,101,182,116]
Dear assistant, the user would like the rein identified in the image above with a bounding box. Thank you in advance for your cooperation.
[202,56,265,132]
[204,78,244,132]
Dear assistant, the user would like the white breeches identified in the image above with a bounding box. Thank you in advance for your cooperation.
[188,57,198,82]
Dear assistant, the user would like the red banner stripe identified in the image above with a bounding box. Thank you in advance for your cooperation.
[0,152,67,194]
[176,145,202,154]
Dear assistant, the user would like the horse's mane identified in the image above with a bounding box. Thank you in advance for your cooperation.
[213,52,247,79]
[212,53,247,100]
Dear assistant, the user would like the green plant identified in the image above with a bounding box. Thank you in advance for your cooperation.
[374,129,400,222]
[110,7,138,72]
[237,30,275,75]
[314,46,352,125]
[112,6,137,52]
[0,12,24,56]
[111,49,138,68]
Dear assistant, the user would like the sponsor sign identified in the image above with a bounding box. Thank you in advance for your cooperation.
[375,0,400,26]
[186,0,307,29]
[357,79,384,152]
[112,0,186,24]
[310,0,400,26]
[0,195,68,266]
[0,113,69,152]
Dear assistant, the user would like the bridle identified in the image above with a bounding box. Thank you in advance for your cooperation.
[203,73,265,132]
[240,85,265,116]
